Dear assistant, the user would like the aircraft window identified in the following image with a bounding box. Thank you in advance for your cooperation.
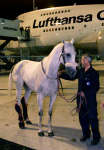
[40,10,71,16]
[72,26,74,29]
[84,24,87,28]
[102,23,104,26]
[65,27,67,30]
[68,26,70,30]
[42,26,77,33]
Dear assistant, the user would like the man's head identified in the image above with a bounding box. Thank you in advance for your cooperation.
[81,54,92,68]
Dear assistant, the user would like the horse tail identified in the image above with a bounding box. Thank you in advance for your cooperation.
[8,65,15,96]
[8,60,27,96]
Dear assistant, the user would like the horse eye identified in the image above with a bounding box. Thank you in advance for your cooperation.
[66,54,71,57]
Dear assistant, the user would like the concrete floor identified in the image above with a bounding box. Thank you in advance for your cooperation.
[0,74,104,150]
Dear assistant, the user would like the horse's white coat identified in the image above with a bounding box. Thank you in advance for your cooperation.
[8,41,77,134]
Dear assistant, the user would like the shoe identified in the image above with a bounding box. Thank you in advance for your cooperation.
[91,138,100,145]
[80,135,90,142]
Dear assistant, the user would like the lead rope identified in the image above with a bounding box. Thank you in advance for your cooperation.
[71,94,88,116]
[57,77,77,103]
[57,77,88,117]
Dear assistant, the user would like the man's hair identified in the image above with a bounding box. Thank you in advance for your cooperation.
[82,54,92,64]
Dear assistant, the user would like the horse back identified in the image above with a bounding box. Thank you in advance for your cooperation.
[11,60,39,81]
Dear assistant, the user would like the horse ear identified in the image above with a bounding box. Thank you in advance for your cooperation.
[70,39,74,44]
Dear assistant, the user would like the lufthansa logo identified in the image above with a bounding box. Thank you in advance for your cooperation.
[33,10,104,29]
[33,15,92,28]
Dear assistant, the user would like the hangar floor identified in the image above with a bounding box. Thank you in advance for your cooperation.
[0,73,104,150]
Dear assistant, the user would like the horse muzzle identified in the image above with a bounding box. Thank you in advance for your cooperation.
[66,67,77,78]
[65,62,78,79]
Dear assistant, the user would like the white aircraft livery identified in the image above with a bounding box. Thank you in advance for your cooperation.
[1,4,104,57]
[17,4,104,56]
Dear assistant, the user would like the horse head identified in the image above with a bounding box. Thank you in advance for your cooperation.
[60,40,78,79]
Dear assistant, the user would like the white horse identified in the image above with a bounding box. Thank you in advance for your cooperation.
[8,40,77,136]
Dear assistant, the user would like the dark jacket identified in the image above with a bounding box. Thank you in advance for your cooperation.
[59,66,99,93]
[59,66,100,116]
[77,66,99,93]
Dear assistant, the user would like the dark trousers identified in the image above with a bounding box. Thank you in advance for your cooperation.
[79,105,100,139]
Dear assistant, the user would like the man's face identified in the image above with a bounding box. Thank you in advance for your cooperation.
[81,56,89,68]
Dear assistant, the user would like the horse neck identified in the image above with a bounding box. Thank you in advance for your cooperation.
[43,45,62,78]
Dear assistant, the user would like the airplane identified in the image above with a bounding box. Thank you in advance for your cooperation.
[17,4,104,56]
[0,4,104,68]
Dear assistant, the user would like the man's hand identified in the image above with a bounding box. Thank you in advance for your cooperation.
[79,91,85,98]
[58,70,65,77]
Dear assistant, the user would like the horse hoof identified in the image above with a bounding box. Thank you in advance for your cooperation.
[19,122,25,129]
[48,131,54,137]
[26,120,32,125]
[38,131,44,136]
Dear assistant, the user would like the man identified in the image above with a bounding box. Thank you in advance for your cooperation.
[59,54,101,145]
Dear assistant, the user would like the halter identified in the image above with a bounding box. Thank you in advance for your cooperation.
[59,41,66,65]
[61,41,66,64]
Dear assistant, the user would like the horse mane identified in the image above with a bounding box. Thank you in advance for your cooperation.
[48,42,63,58]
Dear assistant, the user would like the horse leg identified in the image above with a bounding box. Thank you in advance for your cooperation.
[21,88,32,125]
[37,94,44,136]
[48,94,57,136]
[15,83,25,129]
[15,103,24,129]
